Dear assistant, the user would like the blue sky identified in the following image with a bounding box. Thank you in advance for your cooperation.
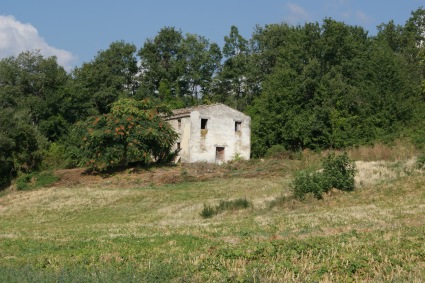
[1,0,424,71]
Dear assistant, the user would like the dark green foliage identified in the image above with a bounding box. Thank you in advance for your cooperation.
[138,27,222,107]
[214,26,254,111]
[200,204,216,218]
[249,14,424,157]
[293,153,356,199]
[322,153,356,191]
[72,41,139,114]
[0,109,44,189]
[73,98,178,172]
[0,51,70,141]
[200,198,252,218]
[293,170,330,200]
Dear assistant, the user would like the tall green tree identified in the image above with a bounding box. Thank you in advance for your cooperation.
[0,51,69,141]
[73,41,139,114]
[215,26,253,111]
[138,27,221,107]
[248,18,420,156]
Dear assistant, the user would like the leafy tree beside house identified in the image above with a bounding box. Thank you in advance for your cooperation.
[71,98,178,172]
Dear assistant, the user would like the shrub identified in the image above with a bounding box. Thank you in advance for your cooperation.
[322,153,356,191]
[293,170,331,200]
[292,153,356,199]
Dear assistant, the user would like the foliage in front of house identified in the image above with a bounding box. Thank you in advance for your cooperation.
[72,98,178,172]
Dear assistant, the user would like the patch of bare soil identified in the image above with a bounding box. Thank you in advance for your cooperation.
[53,166,184,189]
[52,160,290,189]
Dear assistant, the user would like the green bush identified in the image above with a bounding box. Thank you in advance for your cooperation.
[322,153,356,191]
[293,170,331,200]
[293,153,355,199]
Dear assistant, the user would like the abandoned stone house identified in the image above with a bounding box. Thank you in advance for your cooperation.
[166,104,251,164]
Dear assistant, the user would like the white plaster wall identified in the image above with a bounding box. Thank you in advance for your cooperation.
[168,104,251,164]
[188,105,251,163]
[169,116,191,162]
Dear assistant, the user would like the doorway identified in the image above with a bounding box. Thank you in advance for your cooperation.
[215,147,225,164]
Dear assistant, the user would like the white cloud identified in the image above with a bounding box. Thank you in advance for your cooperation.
[0,15,77,71]
[285,3,310,25]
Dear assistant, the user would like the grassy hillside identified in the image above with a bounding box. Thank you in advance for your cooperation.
[0,144,424,282]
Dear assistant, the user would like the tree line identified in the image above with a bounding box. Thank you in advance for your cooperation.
[1,8,425,187]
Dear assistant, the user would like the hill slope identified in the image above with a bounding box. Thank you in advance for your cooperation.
[0,154,424,282]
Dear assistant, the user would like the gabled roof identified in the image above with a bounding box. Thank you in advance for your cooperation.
[171,103,224,116]
[167,103,249,120]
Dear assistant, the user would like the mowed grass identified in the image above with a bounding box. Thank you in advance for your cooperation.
[1,148,425,282]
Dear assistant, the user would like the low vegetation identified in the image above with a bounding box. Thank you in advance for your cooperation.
[0,143,424,282]
[293,153,356,199]
[15,171,59,191]
[200,198,252,218]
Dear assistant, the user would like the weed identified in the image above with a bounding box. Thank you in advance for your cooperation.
[231,152,244,162]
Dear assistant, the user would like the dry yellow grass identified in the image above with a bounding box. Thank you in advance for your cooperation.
[1,144,424,281]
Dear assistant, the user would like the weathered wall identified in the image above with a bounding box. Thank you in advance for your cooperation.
[169,116,191,162]
[168,104,250,164]
[189,105,250,163]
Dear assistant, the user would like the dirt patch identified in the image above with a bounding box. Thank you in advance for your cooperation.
[52,166,184,189]
[51,160,290,189]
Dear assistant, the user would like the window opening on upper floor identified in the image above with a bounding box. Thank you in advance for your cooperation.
[235,121,242,132]
[201,118,208,130]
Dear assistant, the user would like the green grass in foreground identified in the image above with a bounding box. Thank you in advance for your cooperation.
[0,155,424,282]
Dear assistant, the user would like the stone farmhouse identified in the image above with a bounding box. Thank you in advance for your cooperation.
[166,104,251,164]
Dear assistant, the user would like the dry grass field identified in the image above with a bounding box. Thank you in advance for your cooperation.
[0,143,424,282]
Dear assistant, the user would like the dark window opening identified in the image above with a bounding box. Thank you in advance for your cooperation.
[201,118,208,130]
[177,119,181,130]
[235,121,242,132]
[177,142,181,150]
